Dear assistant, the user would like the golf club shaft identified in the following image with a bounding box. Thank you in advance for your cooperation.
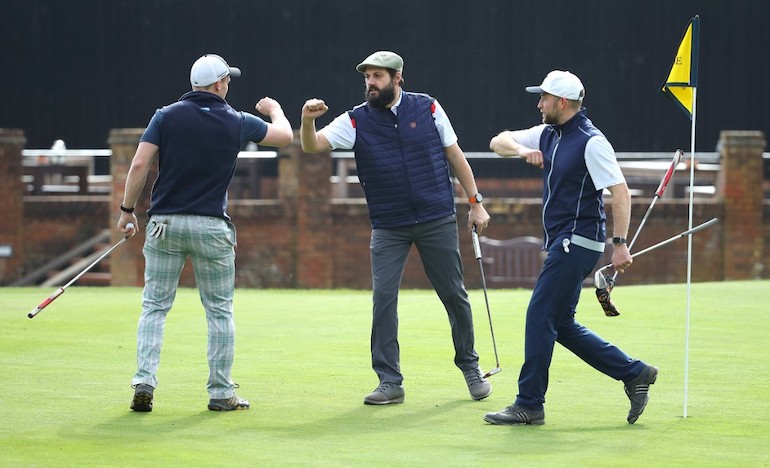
[612,149,683,281]
[471,226,500,369]
[28,230,133,318]
[64,236,128,289]
[597,217,719,274]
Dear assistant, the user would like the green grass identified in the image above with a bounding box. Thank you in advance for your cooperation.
[2,282,769,466]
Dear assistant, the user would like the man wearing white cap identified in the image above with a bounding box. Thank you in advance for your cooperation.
[300,51,493,405]
[118,54,293,413]
[484,70,657,425]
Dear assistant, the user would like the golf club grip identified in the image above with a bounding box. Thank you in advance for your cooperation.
[28,288,65,318]
[655,149,684,197]
[471,227,482,260]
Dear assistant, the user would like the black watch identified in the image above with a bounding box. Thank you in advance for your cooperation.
[611,237,627,245]
[469,193,484,204]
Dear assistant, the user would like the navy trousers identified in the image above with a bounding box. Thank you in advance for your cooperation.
[515,239,646,410]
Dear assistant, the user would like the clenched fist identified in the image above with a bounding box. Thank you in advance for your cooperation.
[255,97,282,116]
[302,98,329,120]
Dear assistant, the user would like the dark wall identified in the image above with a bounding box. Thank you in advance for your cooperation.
[3,1,769,153]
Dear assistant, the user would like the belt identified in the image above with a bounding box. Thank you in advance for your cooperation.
[568,234,605,253]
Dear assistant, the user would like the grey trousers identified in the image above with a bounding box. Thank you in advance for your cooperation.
[369,215,480,384]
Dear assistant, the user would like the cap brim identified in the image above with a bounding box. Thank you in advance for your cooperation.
[356,62,401,73]
[356,62,383,73]
[525,86,543,94]
[229,67,241,78]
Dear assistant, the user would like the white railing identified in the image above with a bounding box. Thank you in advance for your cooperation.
[330,151,746,200]
[20,147,770,199]
[21,147,278,196]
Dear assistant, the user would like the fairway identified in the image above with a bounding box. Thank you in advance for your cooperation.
[2,282,769,466]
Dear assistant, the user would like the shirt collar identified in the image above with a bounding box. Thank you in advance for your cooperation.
[390,89,403,115]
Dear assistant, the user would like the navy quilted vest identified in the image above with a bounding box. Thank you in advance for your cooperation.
[349,92,455,228]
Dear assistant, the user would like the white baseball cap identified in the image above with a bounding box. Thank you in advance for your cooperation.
[190,54,241,87]
[526,70,585,101]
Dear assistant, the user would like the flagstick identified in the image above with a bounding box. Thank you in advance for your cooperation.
[683,86,697,419]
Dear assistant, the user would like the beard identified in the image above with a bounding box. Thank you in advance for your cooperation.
[541,107,560,125]
[365,82,396,110]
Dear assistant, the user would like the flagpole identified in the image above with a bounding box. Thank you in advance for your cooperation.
[660,14,699,420]
[683,85,697,419]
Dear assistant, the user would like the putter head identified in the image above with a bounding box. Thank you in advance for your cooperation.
[483,367,502,378]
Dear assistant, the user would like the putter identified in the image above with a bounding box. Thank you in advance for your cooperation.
[471,225,501,378]
[594,218,719,282]
[595,149,683,316]
[28,224,135,319]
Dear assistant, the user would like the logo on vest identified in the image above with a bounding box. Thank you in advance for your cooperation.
[410,121,417,129]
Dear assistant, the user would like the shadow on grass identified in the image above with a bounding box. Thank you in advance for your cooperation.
[253,399,486,439]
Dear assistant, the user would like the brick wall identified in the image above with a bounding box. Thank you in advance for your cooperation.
[0,129,26,282]
[21,198,110,273]
[717,131,766,279]
[3,128,766,288]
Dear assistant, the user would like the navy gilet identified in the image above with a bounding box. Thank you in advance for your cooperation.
[349,92,454,229]
[148,91,241,220]
[539,109,607,248]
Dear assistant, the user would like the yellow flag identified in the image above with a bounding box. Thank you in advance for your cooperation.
[661,16,700,120]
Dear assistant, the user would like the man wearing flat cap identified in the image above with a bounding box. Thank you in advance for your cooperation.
[301,51,493,405]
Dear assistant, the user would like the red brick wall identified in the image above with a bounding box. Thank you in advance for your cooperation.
[4,128,766,289]
[765,204,770,279]
[717,131,766,279]
[21,198,111,272]
[326,199,725,289]
[13,194,731,289]
[0,129,26,282]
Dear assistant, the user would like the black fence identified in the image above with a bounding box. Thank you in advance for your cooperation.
[4,1,769,155]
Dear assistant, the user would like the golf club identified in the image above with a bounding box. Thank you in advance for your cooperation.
[595,149,684,316]
[594,217,719,283]
[471,225,501,378]
[28,224,135,319]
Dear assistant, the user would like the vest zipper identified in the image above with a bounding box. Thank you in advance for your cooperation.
[542,130,561,248]
[394,120,418,223]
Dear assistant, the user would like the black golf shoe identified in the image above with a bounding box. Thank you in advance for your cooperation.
[484,404,545,425]
[130,384,154,412]
[625,365,658,424]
